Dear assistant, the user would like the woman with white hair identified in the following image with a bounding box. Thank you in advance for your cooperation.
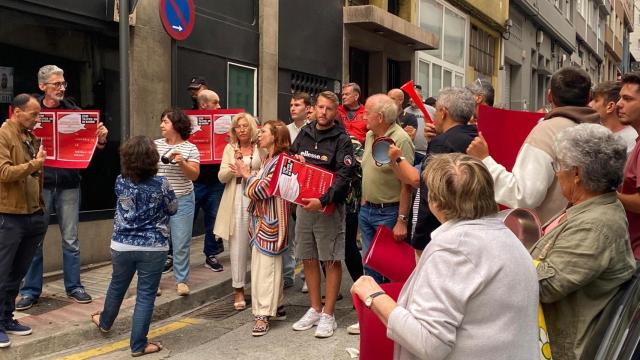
[531,123,636,360]
[352,153,539,360]
[214,113,262,310]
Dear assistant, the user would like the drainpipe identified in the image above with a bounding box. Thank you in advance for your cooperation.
[119,0,130,143]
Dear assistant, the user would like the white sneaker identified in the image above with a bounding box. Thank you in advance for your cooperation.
[292,307,321,331]
[347,322,360,335]
[301,280,308,293]
[315,312,337,338]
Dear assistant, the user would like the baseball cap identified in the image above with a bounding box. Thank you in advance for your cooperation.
[187,76,207,89]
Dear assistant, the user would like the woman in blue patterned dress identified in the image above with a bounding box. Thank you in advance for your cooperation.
[91,136,177,357]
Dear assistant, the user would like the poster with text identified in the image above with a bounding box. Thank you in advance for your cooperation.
[53,111,100,168]
[185,111,214,164]
[0,66,14,103]
[213,109,243,163]
[32,111,56,160]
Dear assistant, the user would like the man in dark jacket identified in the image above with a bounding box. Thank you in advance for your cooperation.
[17,65,108,310]
[389,87,479,255]
[290,91,354,339]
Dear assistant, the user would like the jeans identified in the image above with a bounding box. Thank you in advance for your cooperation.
[193,182,224,257]
[99,250,167,353]
[358,203,398,284]
[21,187,83,298]
[171,192,195,283]
[0,212,47,328]
[282,213,296,285]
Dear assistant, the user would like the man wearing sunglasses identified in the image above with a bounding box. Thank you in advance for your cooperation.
[16,65,109,311]
[0,94,48,348]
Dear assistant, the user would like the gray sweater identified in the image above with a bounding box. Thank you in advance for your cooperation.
[387,217,539,360]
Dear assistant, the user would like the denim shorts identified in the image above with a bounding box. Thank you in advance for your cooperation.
[295,204,345,261]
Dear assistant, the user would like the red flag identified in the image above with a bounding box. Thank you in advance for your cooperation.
[400,80,433,123]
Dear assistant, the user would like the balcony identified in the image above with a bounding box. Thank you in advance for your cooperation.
[344,5,438,51]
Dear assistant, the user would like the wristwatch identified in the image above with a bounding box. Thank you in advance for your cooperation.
[365,291,386,309]
[395,156,406,165]
[397,214,408,223]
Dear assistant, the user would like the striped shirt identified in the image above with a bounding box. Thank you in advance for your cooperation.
[155,138,200,196]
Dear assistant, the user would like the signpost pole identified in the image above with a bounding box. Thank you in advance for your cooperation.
[119,0,130,142]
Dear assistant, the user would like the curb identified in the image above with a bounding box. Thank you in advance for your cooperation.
[7,257,237,359]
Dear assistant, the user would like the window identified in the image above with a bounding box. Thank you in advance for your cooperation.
[443,9,465,67]
[420,0,443,58]
[469,25,496,78]
[227,63,257,115]
[577,0,584,16]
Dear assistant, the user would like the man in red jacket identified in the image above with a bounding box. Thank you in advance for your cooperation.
[338,83,367,143]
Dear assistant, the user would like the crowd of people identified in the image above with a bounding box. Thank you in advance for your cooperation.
[0,63,639,360]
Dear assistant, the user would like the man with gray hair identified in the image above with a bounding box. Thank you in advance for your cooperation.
[388,87,478,255]
[197,89,221,111]
[359,94,414,283]
[17,65,108,310]
[467,78,494,124]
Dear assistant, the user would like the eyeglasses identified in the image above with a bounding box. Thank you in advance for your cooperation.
[44,81,68,89]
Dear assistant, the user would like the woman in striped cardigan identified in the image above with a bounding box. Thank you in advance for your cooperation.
[235,120,291,336]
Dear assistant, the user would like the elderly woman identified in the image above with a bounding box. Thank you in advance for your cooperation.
[352,153,539,360]
[214,113,262,310]
[235,120,291,336]
[530,123,636,360]
[155,108,200,296]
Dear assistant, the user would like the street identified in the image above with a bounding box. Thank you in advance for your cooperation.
[42,272,360,360]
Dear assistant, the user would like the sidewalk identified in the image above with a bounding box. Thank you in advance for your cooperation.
[4,236,237,359]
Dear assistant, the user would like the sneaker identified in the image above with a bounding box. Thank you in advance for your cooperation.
[205,255,223,272]
[2,319,32,336]
[67,288,92,304]
[177,283,190,296]
[292,307,321,331]
[15,296,38,311]
[0,330,9,348]
[347,322,360,335]
[315,312,337,338]
[162,255,173,274]
[301,281,308,293]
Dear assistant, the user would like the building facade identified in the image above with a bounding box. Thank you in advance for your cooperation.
[0,0,343,272]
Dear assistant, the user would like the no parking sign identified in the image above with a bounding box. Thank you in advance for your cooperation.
[159,0,195,41]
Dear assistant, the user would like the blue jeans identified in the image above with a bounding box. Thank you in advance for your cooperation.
[358,203,398,284]
[21,187,83,298]
[171,192,195,283]
[99,250,167,353]
[193,182,224,257]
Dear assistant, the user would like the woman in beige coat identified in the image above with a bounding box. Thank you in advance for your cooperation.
[213,113,262,310]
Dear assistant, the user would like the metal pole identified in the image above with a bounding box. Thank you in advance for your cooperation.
[119,0,130,142]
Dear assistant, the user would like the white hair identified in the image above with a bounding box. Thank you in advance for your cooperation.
[38,65,64,84]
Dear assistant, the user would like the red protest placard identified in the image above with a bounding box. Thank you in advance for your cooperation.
[184,111,214,164]
[268,153,335,214]
[477,105,542,171]
[53,111,100,168]
[32,110,100,169]
[33,111,56,160]
[213,109,243,163]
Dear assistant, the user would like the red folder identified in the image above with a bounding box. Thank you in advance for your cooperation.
[353,282,404,360]
[363,225,416,283]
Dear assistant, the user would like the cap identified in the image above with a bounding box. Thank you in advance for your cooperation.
[187,76,207,89]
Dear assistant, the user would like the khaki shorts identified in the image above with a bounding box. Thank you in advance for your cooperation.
[295,204,346,261]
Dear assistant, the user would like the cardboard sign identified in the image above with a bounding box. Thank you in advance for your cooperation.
[32,110,100,169]
[183,109,243,164]
[364,225,416,283]
[477,104,542,171]
[268,153,335,214]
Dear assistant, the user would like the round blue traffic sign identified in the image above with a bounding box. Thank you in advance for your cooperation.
[159,0,195,41]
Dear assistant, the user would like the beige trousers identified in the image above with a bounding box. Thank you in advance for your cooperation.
[230,186,251,288]
[251,246,283,317]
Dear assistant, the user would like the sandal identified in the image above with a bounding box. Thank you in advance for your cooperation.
[131,341,163,357]
[90,311,110,333]
[252,315,269,337]
[233,300,246,311]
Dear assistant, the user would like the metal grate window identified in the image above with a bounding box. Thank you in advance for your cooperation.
[469,25,496,78]
[290,72,331,99]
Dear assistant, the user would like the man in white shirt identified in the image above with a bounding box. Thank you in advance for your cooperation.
[403,84,435,165]
[589,80,638,154]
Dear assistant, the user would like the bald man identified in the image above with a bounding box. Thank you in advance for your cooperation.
[197,90,221,110]
[388,89,417,139]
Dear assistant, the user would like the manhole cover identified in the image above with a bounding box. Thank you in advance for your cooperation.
[187,295,252,320]
[22,296,74,316]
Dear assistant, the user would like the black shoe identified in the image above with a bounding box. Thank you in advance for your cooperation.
[271,306,286,321]
[67,288,92,304]
[162,255,173,274]
[205,255,223,272]
[216,238,224,253]
[15,296,38,311]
